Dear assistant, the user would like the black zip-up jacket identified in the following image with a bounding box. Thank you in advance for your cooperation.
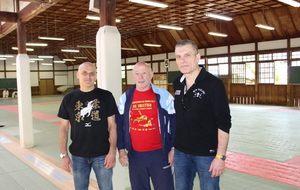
[173,66,231,156]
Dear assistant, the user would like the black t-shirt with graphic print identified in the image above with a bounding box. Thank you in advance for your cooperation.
[58,88,119,157]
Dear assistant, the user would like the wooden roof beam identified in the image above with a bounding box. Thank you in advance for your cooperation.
[20,0,49,3]
[0,12,18,22]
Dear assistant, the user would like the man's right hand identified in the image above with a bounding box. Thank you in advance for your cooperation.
[61,155,72,172]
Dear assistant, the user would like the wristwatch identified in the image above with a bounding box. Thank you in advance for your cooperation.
[60,153,68,158]
[216,154,226,161]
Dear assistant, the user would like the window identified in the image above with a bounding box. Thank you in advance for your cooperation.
[275,61,287,84]
[259,62,275,83]
[232,55,255,63]
[231,55,255,84]
[273,52,287,60]
[292,61,300,66]
[259,54,272,61]
[258,52,287,84]
[291,51,300,66]
[292,51,300,59]
[232,64,245,83]
[246,62,255,84]
[207,57,228,77]
[207,65,219,76]
[126,65,134,70]
[121,66,126,84]
[198,59,205,65]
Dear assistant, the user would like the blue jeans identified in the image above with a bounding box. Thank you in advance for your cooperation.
[72,155,113,190]
[174,150,220,190]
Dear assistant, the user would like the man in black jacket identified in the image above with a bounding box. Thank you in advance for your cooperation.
[173,40,232,190]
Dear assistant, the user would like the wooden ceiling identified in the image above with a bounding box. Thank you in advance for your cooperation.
[0,0,300,66]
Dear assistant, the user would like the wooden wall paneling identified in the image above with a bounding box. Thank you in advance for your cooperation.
[257,84,287,105]
[277,85,288,105]
[291,85,300,98]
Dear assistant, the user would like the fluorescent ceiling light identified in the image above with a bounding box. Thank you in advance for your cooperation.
[41,63,53,66]
[38,36,65,41]
[77,45,96,48]
[255,24,275,30]
[0,54,14,57]
[74,57,88,59]
[143,43,162,47]
[12,47,34,51]
[129,0,168,8]
[30,58,44,61]
[205,13,233,21]
[86,15,121,22]
[38,55,54,58]
[121,47,138,50]
[0,58,6,60]
[208,32,228,37]
[63,59,76,61]
[26,43,48,47]
[277,0,300,7]
[61,49,80,52]
[53,60,66,63]
[157,24,183,30]
[29,60,35,63]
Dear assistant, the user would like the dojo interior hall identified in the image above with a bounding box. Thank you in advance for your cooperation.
[0,0,300,189]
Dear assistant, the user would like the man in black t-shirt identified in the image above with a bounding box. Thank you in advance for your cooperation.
[58,62,118,190]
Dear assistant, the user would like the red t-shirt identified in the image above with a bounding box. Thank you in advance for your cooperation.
[130,88,162,151]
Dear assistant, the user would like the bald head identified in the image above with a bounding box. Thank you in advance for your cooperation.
[133,62,152,72]
[78,62,96,72]
[133,62,153,91]
[77,62,97,92]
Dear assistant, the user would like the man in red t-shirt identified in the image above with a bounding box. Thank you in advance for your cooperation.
[117,62,175,190]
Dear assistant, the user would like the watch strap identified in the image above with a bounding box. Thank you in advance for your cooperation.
[60,153,68,158]
[216,154,226,161]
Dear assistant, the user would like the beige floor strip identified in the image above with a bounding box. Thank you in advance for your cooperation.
[0,130,98,190]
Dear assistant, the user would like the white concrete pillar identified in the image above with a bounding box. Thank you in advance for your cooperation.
[16,54,34,148]
[96,26,126,189]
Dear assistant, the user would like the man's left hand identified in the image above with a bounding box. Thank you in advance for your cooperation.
[209,157,225,177]
[104,152,116,169]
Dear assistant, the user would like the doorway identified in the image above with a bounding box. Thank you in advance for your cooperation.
[39,79,54,95]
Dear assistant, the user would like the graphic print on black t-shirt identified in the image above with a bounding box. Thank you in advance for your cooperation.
[74,99,101,125]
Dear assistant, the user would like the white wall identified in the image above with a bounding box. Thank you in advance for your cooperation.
[0,54,74,87]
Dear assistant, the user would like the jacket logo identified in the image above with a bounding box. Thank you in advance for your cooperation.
[175,90,181,95]
[193,88,205,99]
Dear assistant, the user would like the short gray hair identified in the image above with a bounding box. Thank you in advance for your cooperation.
[175,40,198,55]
